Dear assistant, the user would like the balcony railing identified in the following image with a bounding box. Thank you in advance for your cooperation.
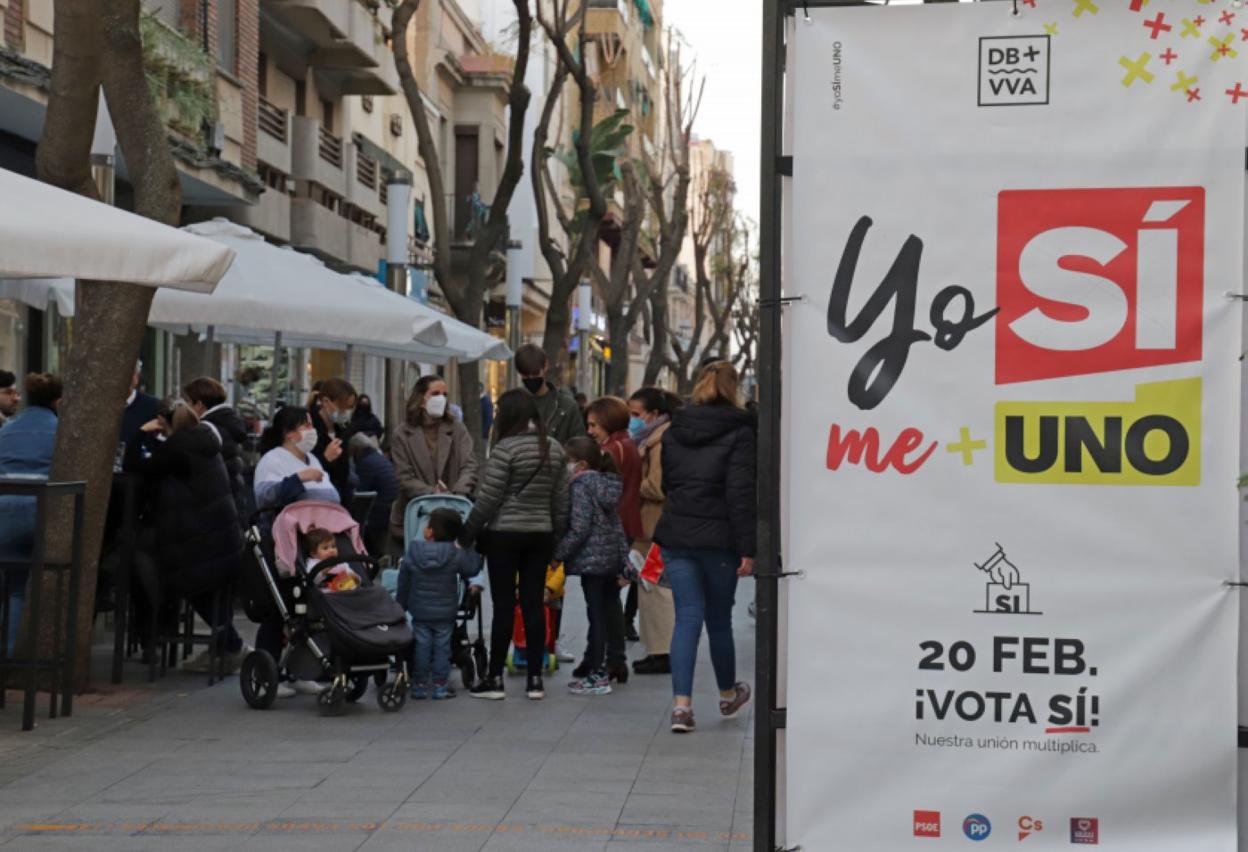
[318,126,343,169]
[356,150,377,190]
[258,96,288,143]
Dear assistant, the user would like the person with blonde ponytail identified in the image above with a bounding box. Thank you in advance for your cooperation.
[653,361,756,733]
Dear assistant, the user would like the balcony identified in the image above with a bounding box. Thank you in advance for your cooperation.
[291,116,347,196]
[346,220,384,274]
[291,198,348,262]
[237,185,292,242]
[263,0,394,90]
[257,96,292,174]
[345,144,384,220]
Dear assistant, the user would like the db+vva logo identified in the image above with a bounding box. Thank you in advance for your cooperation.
[963,813,992,841]
[1070,817,1099,844]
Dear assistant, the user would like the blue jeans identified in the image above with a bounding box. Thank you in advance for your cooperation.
[413,622,453,686]
[661,548,739,698]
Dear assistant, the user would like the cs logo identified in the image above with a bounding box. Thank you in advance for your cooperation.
[963,814,992,841]
[1018,815,1043,840]
[996,186,1204,386]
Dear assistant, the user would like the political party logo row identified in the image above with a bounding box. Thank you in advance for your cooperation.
[913,811,1099,843]
[824,186,1207,487]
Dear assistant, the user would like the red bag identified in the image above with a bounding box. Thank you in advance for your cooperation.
[640,544,664,585]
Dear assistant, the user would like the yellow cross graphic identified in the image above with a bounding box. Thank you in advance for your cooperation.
[1072,0,1099,17]
[1044,21,1059,34]
[1180,17,1202,37]
[946,428,988,467]
[1171,70,1198,91]
[1119,53,1155,86]
[1209,33,1238,60]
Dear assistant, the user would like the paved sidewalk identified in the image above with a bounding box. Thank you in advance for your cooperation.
[0,581,756,851]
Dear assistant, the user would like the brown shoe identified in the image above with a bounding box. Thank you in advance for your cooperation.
[719,682,751,718]
[671,706,695,733]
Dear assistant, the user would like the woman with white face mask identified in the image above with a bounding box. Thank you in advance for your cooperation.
[252,405,341,515]
[388,375,480,546]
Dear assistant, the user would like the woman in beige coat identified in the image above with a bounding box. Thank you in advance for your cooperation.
[388,376,479,546]
[627,387,682,675]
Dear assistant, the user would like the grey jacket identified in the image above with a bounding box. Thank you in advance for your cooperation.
[462,432,569,542]
[396,540,480,624]
[553,471,628,576]
[389,417,479,537]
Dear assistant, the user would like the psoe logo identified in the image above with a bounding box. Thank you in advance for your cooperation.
[963,814,992,842]
[979,36,1050,106]
[1070,817,1099,844]
[973,543,1041,615]
[913,810,941,838]
[994,378,1201,486]
[1018,815,1043,841]
[996,186,1204,386]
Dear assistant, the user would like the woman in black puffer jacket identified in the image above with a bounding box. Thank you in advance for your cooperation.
[126,403,245,661]
[653,361,756,734]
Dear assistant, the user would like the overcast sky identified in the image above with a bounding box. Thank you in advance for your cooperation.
[664,0,762,224]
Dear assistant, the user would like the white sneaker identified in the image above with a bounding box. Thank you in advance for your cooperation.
[289,679,323,695]
[276,684,296,699]
[555,646,575,663]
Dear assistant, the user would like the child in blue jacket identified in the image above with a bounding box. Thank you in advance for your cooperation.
[396,508,480,699]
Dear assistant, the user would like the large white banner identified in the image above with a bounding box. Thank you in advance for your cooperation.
[783,3,1243,849]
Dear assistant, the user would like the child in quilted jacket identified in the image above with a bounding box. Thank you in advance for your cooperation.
[554,437,628,696]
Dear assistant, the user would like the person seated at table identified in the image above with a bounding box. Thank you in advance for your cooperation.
[307,378,356,505]
[124,401,247,672]
[120,359,159,451]
[253,405,341,516]
[0,374,61,650]
[350,394,385,442]
[0,370,20,428]
[347,433,397,558]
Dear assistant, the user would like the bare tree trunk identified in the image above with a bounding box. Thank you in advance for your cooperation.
[31,0,182,685]
[643,284,667,387]
[394,0,532,455]
[534,2,606,386]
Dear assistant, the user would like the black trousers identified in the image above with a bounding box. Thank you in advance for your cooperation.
[580,574,617,676]
[484,531,554,678]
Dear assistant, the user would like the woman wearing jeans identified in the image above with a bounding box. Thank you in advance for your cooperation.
[460,389,569,701]
[653,362,756,733]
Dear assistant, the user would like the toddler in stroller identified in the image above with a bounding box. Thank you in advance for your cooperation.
[238,501,413,715]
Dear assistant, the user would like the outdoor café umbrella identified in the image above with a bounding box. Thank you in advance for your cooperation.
[348,274,513,362]
[0,167,234,290]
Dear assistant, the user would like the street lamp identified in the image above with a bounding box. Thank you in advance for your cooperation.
[384,170,413,428]
[576,281,592,396]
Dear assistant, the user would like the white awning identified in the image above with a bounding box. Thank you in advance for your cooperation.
[0,168,235,290]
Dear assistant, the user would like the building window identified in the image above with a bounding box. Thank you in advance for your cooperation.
[217,0,237,74]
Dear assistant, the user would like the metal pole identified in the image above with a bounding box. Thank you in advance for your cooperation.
[386,172,413,433]
[344,343,354,382]
[205,325,216,381]
[577,282,592,397]
[267,331,282,419]
[505,239,523,391]
[755,0,786,850]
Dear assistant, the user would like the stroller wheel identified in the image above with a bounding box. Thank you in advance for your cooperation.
[377,681,407,713]
[239,651,279,710]
[317,684,347,717]
[346,675,370,703]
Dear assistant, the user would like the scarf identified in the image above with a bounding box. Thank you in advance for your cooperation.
[634,414,669,450]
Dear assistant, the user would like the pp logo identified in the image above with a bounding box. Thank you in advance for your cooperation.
[913,810,941,838]
[1070,817,1099,844]
[996,187,1205,385]
[963,814,992,841]
[979,36,1050,106]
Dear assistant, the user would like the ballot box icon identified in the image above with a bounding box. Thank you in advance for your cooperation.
[973,543,1042,615]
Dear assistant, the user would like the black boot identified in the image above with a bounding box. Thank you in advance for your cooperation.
[607,662,629,684]
[632,654,671,675]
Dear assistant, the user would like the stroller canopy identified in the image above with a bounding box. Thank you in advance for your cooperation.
[272,501,366,577]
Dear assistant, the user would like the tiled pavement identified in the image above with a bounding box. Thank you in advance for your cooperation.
[0,582,756,851]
